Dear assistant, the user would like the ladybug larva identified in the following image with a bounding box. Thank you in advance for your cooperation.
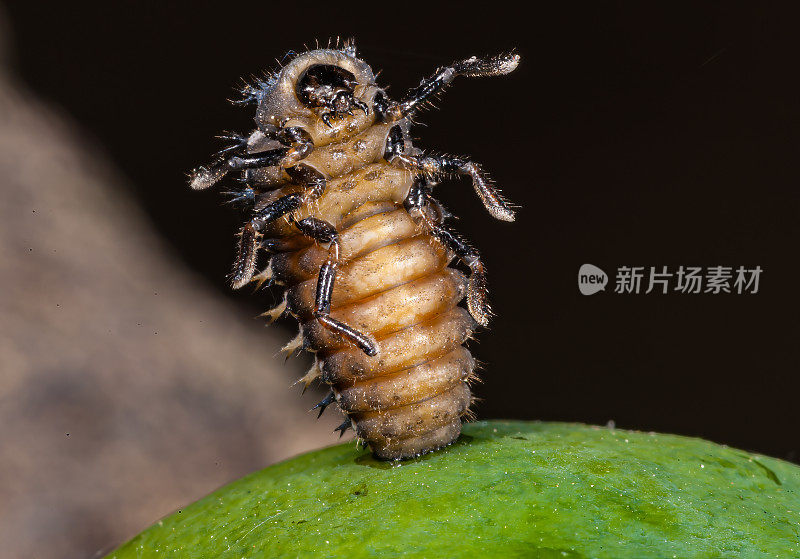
[190,40,519,460]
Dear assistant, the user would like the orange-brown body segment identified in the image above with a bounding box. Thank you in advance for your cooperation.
[261,101,477,460]
[190,45,519,460]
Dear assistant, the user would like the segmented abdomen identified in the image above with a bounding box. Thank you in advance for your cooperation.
[190,45,520,460]
[264,150,477,459]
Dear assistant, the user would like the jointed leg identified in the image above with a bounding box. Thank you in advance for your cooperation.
[275,126,315,166]
[230,164,326,288]
[430,224,491,327]
[230,192,303,288]
[374,52,520,123]
[391,152,516,222]
[189,126,314,190]
[294,217,378,356]
[404,178,492,326]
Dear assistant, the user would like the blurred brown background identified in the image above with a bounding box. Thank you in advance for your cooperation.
[2,2,800,558]
[0,7,339,559]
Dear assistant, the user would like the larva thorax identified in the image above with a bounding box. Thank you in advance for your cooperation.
[190,41,519,460]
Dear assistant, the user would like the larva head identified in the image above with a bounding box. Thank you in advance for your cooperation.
[295,64,359,113]
[254,46,379,135]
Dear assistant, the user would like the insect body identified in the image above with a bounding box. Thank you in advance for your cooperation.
[190,41,519,460]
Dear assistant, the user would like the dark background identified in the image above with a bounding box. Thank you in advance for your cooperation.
[6,3,799,461]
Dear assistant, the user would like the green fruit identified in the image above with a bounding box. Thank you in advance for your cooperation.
[108,421,800,558]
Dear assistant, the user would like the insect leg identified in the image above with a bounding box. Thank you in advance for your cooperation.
[275,126,315,167]
[293,217,378,357]
[428,218,492,327]
[404,177,492,326]
[189,126,315,190]
[374,52,520,122]
[390,152,516,222]
[231,193,302,288]
[190,147,289,190]
[230,164,328,288]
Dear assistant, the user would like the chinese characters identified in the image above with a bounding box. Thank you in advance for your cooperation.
[613,266,761,294]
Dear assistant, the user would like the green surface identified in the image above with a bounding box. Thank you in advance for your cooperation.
[109,421,800,558]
